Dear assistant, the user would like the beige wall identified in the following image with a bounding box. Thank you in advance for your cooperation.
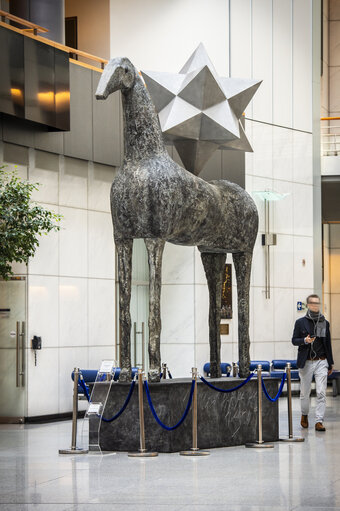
[65,0,110,60]
[327,224,340,367]
[321,0,329,118]
[329,0,340,130]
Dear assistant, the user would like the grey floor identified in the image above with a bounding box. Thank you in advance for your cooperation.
[0,394,339,511]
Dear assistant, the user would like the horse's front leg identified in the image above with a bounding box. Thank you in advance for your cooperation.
[145,238,165,382]
[116,239,133,382]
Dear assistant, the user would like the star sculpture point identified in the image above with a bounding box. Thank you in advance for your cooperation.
[141,44,261,175]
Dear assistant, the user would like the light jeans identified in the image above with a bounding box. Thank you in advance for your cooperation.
[299,359,329,424]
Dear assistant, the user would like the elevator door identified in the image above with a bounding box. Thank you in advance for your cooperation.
[0,277,27,422]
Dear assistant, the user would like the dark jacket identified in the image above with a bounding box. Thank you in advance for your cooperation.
[292,316,334,369]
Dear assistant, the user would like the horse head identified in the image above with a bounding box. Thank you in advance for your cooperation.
[95,57,136,100]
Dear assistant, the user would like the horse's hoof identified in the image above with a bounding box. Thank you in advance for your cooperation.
[148,369,160,383]
[119,368,131,382]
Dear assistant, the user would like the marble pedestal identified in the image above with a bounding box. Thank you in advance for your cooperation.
[90,377,279,453]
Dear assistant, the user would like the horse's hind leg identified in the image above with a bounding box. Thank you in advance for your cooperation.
[145,238,165,382]
[232,251,252,378]
[116,239,133,382]
[200,251,226,378]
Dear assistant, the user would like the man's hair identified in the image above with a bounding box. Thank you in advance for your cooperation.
[306,294,320,304]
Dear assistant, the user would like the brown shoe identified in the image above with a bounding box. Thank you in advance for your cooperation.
[315,422,326,432]
[301,415,308,428]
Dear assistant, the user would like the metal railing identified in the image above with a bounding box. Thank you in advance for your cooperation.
[0,9,108,70]
[321,117,340,157]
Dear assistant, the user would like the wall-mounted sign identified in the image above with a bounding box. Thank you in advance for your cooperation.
[220,323,229,335]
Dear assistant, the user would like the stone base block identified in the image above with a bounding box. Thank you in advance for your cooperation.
[90,377,279,453]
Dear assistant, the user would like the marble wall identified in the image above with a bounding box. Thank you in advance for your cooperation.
[0,0,322,417]
[138,0,319,376]
[0,142,117,416]
[325,224,340,367]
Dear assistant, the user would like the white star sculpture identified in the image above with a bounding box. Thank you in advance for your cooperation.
[141,43,261,175]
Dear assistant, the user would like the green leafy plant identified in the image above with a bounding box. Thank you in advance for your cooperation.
[0,165,62,279]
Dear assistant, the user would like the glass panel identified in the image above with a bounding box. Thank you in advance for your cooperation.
[0,278,26,421]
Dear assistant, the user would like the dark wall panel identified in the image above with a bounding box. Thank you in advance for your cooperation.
[0,27,69,131]
[92,71,121,167]
[55,50,70,131]
[0,28,25,119]
[24,38,56,127]
[63,63,93,160]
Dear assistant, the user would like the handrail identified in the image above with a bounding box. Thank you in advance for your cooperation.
[321,117,340,121]
[0,11,108,70]
[0,9,48,34]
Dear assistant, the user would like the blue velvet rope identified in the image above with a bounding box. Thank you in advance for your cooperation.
[144,379,195,431]
[100,381,136,422]
[78,370,135,422]
[200,372,255,392]
[79,376,91,402]
[261,373,286,402]
[159,370,173,380]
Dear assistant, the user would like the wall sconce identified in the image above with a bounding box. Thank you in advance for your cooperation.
[253,190,289,299]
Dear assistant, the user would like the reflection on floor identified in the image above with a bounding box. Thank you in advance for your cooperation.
[0,395,339,511]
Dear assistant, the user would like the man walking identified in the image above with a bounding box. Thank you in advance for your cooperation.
[292,294,334,431]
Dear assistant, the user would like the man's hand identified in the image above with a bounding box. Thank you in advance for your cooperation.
[304,334,316,344]
[328,366,333,376]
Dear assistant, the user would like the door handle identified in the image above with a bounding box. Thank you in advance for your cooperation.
[133,322,137,367]
[20,321,25,387]
[141,322,145,372]
[16,321,20,387]
[134,322,145,370]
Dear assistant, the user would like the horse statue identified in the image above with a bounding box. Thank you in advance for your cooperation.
[96,57,259,382]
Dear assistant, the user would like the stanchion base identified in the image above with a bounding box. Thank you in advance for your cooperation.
[59,448,88,455]
[245,441,274,449]
[180,448,210,456]
[128,449,158,457]
[279,436,305,442]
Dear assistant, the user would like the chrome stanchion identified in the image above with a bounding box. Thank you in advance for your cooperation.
[128,369,158,457]
[59,367,88,454]
[280,363,304,442]
[180,368,210,456]
[246,365,274,449]
[232,362,238,378]
[162,363,167,379]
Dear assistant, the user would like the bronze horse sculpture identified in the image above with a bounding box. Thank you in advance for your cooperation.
[96,57,259,382]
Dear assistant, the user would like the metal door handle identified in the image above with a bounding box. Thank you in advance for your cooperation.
[20,321,25,387]
[16,321,20,387]
[133,322,137,367]
[15,321,25,388]
[134,322,145,370]
[141,322,145,372]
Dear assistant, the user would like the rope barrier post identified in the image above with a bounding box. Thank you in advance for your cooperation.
[246,365,274,449]
[162,363,167,380]
[59,368,88,455]
[232,362,238,378]
[180,368,210,456]
[128,369,158,457]
[280,363,304,442]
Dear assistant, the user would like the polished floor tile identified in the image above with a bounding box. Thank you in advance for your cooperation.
[0,394,339,510]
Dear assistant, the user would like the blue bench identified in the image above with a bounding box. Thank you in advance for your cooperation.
[203,363,231,377]
[72,367,139,396]
[328,370,340,397]
[271,359,299,380]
